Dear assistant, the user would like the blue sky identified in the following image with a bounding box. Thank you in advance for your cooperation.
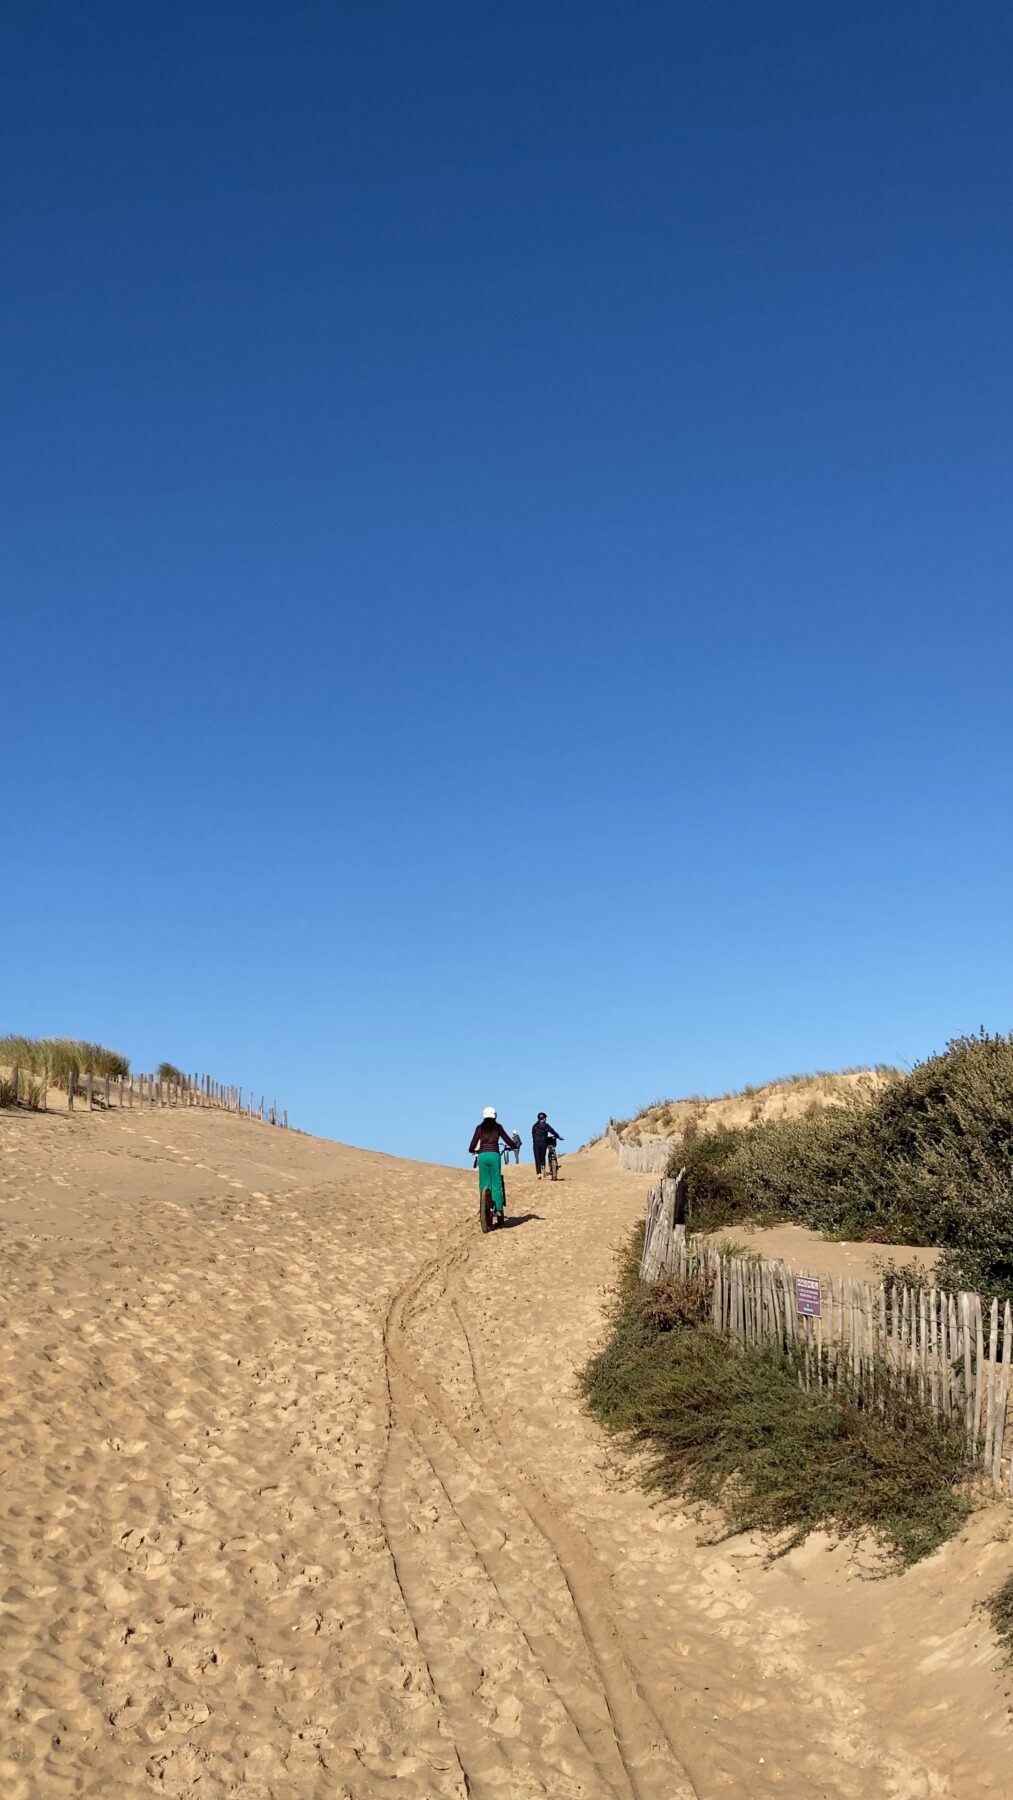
[4,3,1013,1163]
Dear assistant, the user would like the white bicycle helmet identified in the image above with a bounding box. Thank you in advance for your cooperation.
[483,1106,496,1119]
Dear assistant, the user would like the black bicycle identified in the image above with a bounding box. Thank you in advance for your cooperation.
[476,1147,514,1232]
[479,1179,497,1232]
[546,1139,560,1181]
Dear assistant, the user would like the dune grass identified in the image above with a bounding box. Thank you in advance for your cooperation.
[581,1227,970,1566]
[0,1069,46,1109]
[626,1067,902,1118]
[616,1068,899,1145]
[0,1034,131,1090]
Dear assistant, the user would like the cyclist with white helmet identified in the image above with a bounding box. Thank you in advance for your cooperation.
[468,1106,516,1223]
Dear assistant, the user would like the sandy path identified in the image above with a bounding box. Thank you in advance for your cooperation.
[1,1112,1011,1796]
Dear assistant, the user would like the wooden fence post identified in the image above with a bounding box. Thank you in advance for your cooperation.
[86,1071,94,1111]
[998,1303,1013,1489]
[973,1294,985,1455]
[984,1298,1000,1475]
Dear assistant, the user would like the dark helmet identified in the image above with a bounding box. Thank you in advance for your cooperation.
[537,1111,547,1120]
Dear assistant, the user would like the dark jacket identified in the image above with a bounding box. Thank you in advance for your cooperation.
[469,1118,514,1155]
[531,1118,560,1147]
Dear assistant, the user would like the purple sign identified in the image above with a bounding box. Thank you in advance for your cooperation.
[795,1276,822,1319]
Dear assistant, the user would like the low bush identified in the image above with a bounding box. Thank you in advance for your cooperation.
[986,1571,1013,1662]
[639,1268,714,1333]
[667,1033,1013,1303]
[582,1228,970,1566]
[675,1108,870,1236]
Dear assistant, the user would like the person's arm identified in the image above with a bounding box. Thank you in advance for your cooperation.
[468,1126,481,1154]
[497,1123,514,1151]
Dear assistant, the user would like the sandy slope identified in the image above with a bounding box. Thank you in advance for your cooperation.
[619,1070,896,1146]
[1,1109,1012,1797]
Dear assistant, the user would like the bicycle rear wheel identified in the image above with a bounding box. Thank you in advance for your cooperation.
[547,1147,558,1181]
[480,1186,495,1233]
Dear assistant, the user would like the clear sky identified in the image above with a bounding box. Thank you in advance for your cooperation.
[5,3,1013,1164]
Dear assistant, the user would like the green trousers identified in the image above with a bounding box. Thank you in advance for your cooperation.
[477,1150,505,1215]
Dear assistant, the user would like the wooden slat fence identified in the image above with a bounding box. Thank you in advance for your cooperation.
[607,1119,676,1175]
[2,1067,288,1128]
[641,1176,1013,1492]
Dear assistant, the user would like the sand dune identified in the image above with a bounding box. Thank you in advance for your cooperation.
[619,1069,896,1146]
[1,1109,1011,1796]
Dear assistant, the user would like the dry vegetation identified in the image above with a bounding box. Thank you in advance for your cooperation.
[616,1067,899,1146]
[0,1034,139,1111]
[0,1034,131,1091]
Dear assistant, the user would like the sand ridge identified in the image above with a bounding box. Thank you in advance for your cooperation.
[1,1110,1012,1795]
[619,1069,896,1147]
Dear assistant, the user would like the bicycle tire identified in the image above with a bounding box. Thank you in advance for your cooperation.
[548,1147,558,1181]
[480,1186,495,1233]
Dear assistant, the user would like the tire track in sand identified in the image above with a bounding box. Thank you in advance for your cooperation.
[379,1224,699,1800]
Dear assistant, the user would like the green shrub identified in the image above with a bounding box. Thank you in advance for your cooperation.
[673,1108,870,1236]
[582,1228,970,1566]
[666,1033,1013,1302]
[158,1062,186,1085]
[986,1572,1013,1662]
